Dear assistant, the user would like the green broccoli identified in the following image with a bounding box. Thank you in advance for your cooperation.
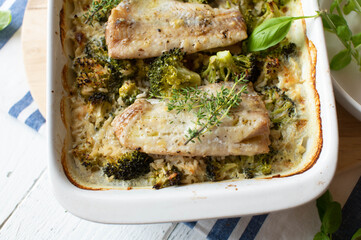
[103,151,154,180]
[83,0,122,25]
[72,141,102,171]
[152,165,183,189]
[74,57,111,96]
[260,86,296,128]
[183,0,213,3]
[206,152,274,181]
[240,1,282,34]
[148,48,201,97]
[118,81,140,105]
[201,51,255,83]
[251,41,297,85]
[85,39,136,90]
[242,149,276,178]
[257,41,297,59]
[205,157,243,181]
[74,38,137,97]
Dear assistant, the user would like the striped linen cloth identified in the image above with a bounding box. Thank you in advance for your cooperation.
[2,0,360,239]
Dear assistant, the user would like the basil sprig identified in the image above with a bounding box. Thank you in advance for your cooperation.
[314,190,361,240]
[248,14,318,52]
[321,0,361,71]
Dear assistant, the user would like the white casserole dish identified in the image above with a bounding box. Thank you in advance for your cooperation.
[47,0,338,223]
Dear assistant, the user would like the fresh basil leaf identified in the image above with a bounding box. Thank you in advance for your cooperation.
[316,190,333,220]
[343,0,361,14]
[351,228,361,240]
[313,232,330,240]
[321,201,342,234]
[336,25,352,41]
[330,49,352,70]
[0,10,11,31]
[331,0,343,13]
[351,32,361,48]
[343,0,354,14]
[321,13,347,32]
[248,16,293,52]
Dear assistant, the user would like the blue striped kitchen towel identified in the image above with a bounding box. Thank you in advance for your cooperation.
[2,0,360,239]
[0,0,46,133]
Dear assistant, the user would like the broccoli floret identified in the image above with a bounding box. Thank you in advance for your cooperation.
[72,141,102,171]
[240,1,282,34]
[242,150,275,178]
[257,41,297,59]
[82,39,136,94]
[103,151,154,180]
[83,0,122,25]
[74,57,111,96]
[152,166,183,189]
[206,152,274,181]
[251,41,297,85]
[260,86,296,128]
[86,92,113,128]
[205,157,243,181]
[118,81,140,105]
[201,51,255,83]
[85,39,135,77]
[183,0,213,3]
[88,92,111,105]
[148,48,201,96]
[74,38,139,97]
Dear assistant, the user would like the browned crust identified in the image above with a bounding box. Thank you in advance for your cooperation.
[59,3,66,51]
[271,40,323,179]
[61,141,104,190]
[62,64,71,93]
[296,40,323,173]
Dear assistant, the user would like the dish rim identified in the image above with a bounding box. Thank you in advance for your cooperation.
[47,0,339,223]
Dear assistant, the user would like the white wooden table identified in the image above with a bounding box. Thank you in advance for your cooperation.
[0,116,199,240]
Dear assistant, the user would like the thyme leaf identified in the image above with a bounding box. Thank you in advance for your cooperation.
[160,75,248,145]
[83,0,121,25]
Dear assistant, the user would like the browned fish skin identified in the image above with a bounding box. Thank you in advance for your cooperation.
[112,83,270,157]
[106,0,247,59]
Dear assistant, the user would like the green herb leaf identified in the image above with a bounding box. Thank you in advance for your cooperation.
[316,190,333,220]
[248,13,320,52]
[331,0,343,13]
[248,16,294,52]
[0,10,11,31]
[321,201,342,234]
[343,0,361,14]
[330,49,352,70]
[321,13,347,32]
[351,228,361,240]
[313,232,330,240]
[336,25,352,42]
[343,0,354,14]
[163,75,248,144]
[351,32,361,48]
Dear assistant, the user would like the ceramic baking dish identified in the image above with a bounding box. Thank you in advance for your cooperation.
[47,0,338,223]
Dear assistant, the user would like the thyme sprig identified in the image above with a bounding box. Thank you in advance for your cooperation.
[83,0,121,25]
[161,75,248,145]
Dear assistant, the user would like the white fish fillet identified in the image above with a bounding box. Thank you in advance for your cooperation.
[105,0,247,59]
[112,83,270,157]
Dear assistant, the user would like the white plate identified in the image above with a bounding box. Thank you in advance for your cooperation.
[319,0,361,121]
[47,0,338,223]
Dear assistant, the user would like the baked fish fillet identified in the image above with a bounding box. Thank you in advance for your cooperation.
[112,83,270,157]
[105,0,247,59]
